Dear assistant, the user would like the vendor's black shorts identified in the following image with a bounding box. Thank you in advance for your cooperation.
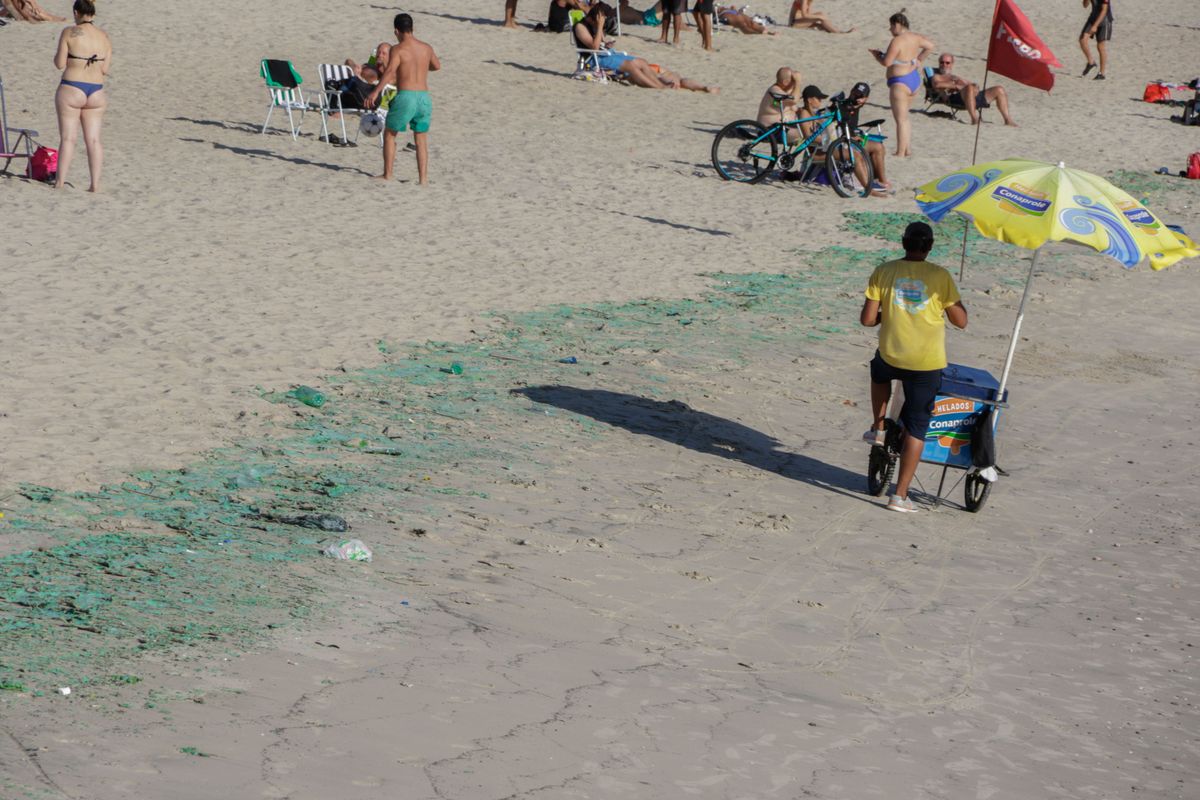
[663,0,687,15]
[694,0,715,14]
[870,351,942,441]
[1082,14,1113,42]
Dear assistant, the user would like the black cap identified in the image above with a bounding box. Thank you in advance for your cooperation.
[902,221,935,249]
[801,84,828,100]
[850,81,871,98]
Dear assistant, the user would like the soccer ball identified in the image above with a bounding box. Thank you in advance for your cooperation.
[359,112,385,138]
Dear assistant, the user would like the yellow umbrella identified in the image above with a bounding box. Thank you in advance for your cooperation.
[914,158,1197,397]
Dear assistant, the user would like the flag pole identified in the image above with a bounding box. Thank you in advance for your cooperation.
[958,0,1002,282]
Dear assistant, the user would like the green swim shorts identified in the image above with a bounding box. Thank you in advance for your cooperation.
[385,90,432,134]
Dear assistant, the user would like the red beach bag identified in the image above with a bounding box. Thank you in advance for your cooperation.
[1142,83,1172,103]
[1187,152,1200,181]
[30,146,57,182]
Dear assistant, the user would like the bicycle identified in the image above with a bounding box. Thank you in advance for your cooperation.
[711,92,879,198]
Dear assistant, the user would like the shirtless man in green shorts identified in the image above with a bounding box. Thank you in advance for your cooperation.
[366,13,441,185]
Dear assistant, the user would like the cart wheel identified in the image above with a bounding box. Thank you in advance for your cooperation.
[964,473,991,512]
[867,446,895,497]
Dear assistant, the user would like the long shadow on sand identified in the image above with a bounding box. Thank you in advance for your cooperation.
[486,60,565,79]
[514,386,870,501]
[179,138,373,175]
[170,117,264,135]
[404,9,506,27]
[607,209,733,236]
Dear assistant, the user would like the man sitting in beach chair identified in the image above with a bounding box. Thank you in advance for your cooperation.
[346,42,391,84]
[929,53,1017,127]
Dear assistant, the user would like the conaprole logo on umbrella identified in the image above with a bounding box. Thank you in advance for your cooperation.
[1116,200,1161,233]
[993,183,1051,216]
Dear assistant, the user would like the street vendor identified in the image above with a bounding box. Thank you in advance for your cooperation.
[860,221,968,513]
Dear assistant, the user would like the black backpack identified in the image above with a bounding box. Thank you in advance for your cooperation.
[971,408,997,469]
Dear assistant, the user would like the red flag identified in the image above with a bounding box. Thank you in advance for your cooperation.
[987,0,1061,92]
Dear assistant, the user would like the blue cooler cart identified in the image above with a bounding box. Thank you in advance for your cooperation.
[867,363,1007,512]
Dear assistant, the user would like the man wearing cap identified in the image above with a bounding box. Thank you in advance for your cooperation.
[846,82,891,192]
[931,53,1017,126]
[860,222,968,513]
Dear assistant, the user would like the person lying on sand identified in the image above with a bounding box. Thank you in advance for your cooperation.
[574,4,718,92]
[1,0,66,22]
[618,0,663,27]
[618,1,663,27]
[788,0,854,34]
[716,5,775,35]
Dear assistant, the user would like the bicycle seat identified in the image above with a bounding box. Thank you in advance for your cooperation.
[858,118,885,128]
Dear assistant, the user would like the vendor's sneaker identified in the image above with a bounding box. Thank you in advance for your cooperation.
[886,494,918,513]
[862,429,884,445]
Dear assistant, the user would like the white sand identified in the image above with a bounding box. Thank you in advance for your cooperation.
[1,0,1198,797]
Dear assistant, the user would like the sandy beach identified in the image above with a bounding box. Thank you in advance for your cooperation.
[1,0,1198,797]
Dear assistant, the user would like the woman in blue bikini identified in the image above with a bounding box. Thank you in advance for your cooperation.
[868,9,932,158]
[52,0,110,191]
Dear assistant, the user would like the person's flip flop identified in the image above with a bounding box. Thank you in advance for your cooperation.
[1082,62,1096,77]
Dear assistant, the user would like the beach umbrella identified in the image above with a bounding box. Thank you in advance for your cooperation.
[914,158,1198,399]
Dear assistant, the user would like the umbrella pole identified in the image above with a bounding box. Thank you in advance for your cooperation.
[957,68,993,283]
[996,247,1040,400]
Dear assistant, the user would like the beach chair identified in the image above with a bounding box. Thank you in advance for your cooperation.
[315,63,362,144]
[260,59,318,140]
[921,67,964,120]
[569,10,624,84]
[315,64,395,146]
[0,74,37,178]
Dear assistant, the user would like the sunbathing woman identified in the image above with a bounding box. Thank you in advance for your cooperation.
[868,9,932,157]
[788,0,854,34]
[53,0,110,191]
[716,5,775,35]
[1,0,66,22]
[574,4,718,92]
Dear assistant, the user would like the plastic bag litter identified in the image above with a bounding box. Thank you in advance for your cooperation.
[322,539,373,562]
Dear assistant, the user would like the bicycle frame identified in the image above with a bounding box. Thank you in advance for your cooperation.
[744,102,856,170]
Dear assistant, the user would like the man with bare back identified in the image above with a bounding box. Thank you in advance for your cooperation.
[365,13,441,185]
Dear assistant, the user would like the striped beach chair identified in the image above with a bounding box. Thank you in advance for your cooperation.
[260,59,317,140]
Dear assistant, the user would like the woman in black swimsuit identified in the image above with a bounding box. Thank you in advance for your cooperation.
[52,0,111,191]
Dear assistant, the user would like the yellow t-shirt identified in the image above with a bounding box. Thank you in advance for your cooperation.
[865,258,961,371]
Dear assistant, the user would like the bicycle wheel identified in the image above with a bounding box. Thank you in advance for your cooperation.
[712,119,777,183]
[825,136,874,198]
[867,445,895,497]
[964,473,992,513]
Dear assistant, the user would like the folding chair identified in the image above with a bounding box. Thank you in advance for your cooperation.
[260,59,318,140]
[0,74,38,178]
[921,67,965,120]
[568,10,625,83]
